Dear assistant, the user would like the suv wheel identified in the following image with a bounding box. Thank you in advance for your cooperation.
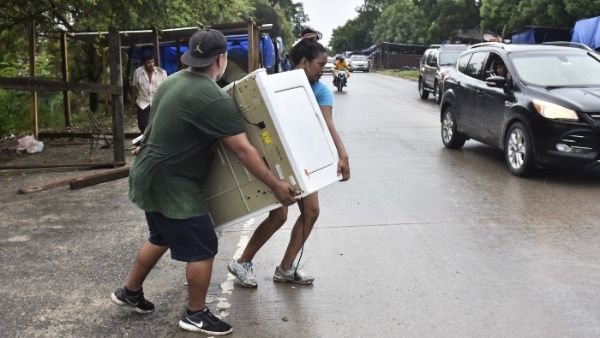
[441,106,466,149]
[434,81,442,104]
[418,78,429,99]
[505,122,535,176]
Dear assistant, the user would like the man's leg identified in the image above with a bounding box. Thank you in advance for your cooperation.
[180,257,233,334]
[124,240,168,291]
[111,240,167,313]
[186,258,214,311]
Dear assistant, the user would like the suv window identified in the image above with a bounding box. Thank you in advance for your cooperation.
[425,51,434,66]
[439,51,462,66]
[430,52,438,66]
[457,53,471,73]
[464,52,488,79]
[420,51,429,65]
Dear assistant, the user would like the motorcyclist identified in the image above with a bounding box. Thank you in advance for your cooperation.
[333,54,350,86]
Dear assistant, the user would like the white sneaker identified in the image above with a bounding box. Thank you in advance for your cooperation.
[273,265,314,285]
[227,260,258,288]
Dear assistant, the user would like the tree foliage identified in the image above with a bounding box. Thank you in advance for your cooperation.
[481,0,600,36]
[267,0,309,37]
[370,0,429,45]
[0,0,304,136]
[332,0,600,51]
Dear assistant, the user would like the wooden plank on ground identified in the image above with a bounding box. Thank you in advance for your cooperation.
[69,165,130,190]
[0,162,126,171]
[17,176,78,194]
[16,165,130,193]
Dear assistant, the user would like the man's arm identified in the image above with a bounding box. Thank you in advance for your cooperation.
[222,133,297,206]
[131,85,138,108]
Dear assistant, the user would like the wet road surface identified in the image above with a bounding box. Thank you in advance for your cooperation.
[217,72,600,337]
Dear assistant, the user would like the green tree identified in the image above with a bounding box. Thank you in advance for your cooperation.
[329,1,383,52]
[0,0,256,136]
[268,0,309,37]
[427,0,480,43]
[370,0,429,44]
[480,0,600,36]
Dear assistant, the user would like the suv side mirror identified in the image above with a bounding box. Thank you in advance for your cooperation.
[485,75,506,88]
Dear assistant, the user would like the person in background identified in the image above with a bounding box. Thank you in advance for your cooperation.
[494,63,508,77]
[282,53,293,72]
[227,37,351,287]
[131,52,167,133]
[110,29,298,336]
[333,54,350,86]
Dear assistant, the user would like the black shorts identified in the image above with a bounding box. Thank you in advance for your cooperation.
[145,211,218,262]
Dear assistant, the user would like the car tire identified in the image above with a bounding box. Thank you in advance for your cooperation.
[505,122,535,176]
[441,106,466,149]
[434,81,442,104]
[418,78,429,99]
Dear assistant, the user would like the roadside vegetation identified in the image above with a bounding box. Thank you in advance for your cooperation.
[376,69,419,81]
[0,0,309,137]
[330,0,599,54]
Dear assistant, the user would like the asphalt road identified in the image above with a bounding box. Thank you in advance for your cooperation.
[2,71,600,337]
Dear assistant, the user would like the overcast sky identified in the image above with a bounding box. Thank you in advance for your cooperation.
[298,0,365,47]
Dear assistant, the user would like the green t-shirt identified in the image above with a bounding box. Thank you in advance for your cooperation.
[129,70,244,219]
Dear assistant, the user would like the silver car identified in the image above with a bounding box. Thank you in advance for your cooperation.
[349,55,370,72]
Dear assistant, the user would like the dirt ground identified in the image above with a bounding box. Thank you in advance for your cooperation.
[0,139,231,336]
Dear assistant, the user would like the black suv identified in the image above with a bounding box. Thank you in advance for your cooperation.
[440,42,600,176]
[418,44,468,103]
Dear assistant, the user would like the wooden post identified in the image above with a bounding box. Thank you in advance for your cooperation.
[108,27,125,163]
[29,19,38,138]
[124,46,134,105]
[247,20,260,72]
[60,32,72,127]
[153,27,160,66]
[102,49,109,111]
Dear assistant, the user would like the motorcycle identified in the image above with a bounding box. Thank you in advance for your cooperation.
[333,69,347,92]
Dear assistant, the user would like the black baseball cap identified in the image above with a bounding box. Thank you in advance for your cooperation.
[181,28,228,68]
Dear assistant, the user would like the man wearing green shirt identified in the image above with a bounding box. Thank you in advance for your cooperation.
[110,29,297,336]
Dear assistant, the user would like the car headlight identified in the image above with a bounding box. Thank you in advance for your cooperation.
[533,100,578,121]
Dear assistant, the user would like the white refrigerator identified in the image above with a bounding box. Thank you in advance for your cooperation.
[205,69,340,228]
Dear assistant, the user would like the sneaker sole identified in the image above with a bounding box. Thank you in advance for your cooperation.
[272,275,314,285]
[110,292,154,314]
[226,265,258,288]
[179,320,233,335]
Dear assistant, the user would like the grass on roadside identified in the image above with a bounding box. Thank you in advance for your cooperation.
[375,69,419,81]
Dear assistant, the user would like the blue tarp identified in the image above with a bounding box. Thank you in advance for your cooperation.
[511,27,572,44]
[571,16,600,50]
[511,30,536,44]
[131,34,277,75]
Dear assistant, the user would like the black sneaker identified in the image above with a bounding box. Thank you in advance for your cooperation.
[179,307,233,335]
[110,287,154,314]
